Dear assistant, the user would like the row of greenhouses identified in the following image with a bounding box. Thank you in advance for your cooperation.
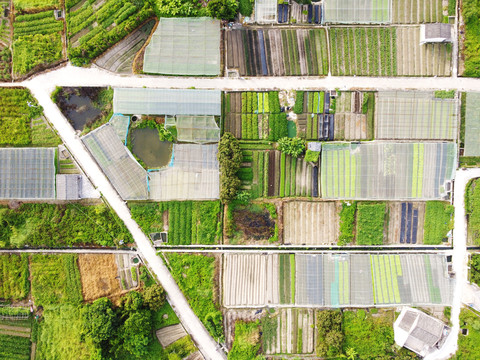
[222,253,454,307]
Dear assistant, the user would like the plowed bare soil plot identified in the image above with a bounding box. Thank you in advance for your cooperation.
[263,308,314,355]
[268,150,315,197]
[95,19,155,74]
[396,26,451,76]
[283,201,340,245]
[392,0,443,23]
[334,91,368,140]
[224,92,242,138]
[386,202,426,244]
[78,254,124,303]
[330,27,396,76]
[226,28,328,76]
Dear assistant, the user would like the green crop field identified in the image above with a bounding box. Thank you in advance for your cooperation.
[0,333,32,360]
[30,254,83,306]
[0,254,30,301]
[356,203,386,245]
[130,201,221,245]
[13,0,59,10]
[423,201,454,244]
[67,0,154,66]
[330,27,396,76]
[12,11,64,76]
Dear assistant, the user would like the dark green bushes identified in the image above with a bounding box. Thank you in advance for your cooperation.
[218,133,243,203]
[239,0,253,16]
[316,310,344,357]
[293,91,304,114]
[277,137,306,157]
[461,0,480,77]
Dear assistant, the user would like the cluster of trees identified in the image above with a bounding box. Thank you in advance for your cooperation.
[218,133,243,203]
[277,137,306,157]
[81,285,165,358]
[316,310,344,358]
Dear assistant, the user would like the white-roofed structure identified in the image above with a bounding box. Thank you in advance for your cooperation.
[143,17,221,76]
[255,0,277,23]
[0,148,56,200]
[113,88,221,116]
[323,0,391,23]
[171,115,220,144]
[394,307,450,357]
[56,174,100,200]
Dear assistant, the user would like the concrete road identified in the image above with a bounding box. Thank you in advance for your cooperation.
[27,83,226,360]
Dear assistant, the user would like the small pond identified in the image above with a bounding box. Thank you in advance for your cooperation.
[130,127,172,169]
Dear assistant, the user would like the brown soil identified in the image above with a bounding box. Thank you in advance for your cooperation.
[233,208,274,240]
[78,254,126,305]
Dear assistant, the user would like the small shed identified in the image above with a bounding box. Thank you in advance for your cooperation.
[420,24,452,44]
[394,307,450,358]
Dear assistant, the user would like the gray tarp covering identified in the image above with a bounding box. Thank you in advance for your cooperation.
[143,17,221,76]
[0,148,55,199]
[464,92,480,156]
[113,88,221,116]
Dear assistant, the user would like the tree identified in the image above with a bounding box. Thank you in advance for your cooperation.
[277,137,306,157]
[143,284,166,311]
[207,0,238,20]
[120,291,144,313]
[238,0,253,16]
[81,297,115,344]
[121,310,152,357]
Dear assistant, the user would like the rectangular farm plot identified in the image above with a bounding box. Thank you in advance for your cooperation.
[226,28,328,76]
[321,142,456,200]
[223,254,280,307]
[329,27,396,76]
[143,17,220,76]
[396,26,451,76]
[263,308,314,355]
[334,91,371,140]
[283,201,339,245]
[387,202,426,244]
[392,0,443,24]
[376,91,458,140]
[464,92,480,157]
[324,0,391,23]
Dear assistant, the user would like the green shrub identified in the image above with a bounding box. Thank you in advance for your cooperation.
[448,0,456,16]
[277,137,306,157]
[228,321,261,360]
[304,149,320,162]
[218,133,243,203]
[434,90,455,99]
[0,254,30,301]
[316,310,343,357]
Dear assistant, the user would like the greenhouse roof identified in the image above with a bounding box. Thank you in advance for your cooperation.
[109,114,130,145]
[148,144,219,200]
[464,92,480,156]
[0,148,55,200]
[223,253,454,307]
[82,124,148,200]
[173,115,220,143]
[323,0,391,23]
[143,17,221,76]
[255,0,277,23]
[321,142,456,200]
[376,91,458,140]
[113,88,221,116]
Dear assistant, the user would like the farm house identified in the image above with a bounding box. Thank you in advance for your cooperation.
[394,307,450,357]
[143,17,221,76]
[0,148,56,200]
[320,142,456,200]
[323,0,391,23]
[375,91,458,140]
[464,92,480,156]
[222,253,454,308]
[420,23,452,44]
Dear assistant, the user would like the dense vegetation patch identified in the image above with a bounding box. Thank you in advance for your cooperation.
[30,254,83,306]
[356,203,385,245]
[423,201,454,245]
[218,133,243,203]
[461,1,480,77]
[338,202,357,245]
[165,253,224,342]
[316,310,344,357]
[0,254,30,301]
[455,308,480,359]
[130,201,222,245]
[470,254,480,286]
[13,0,59,11]
[0,203,132,248]
[228,320,262,360]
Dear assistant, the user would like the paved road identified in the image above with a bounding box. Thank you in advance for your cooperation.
[0,249,136,254]
[27,82,226,360]
[8,63,480,92]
